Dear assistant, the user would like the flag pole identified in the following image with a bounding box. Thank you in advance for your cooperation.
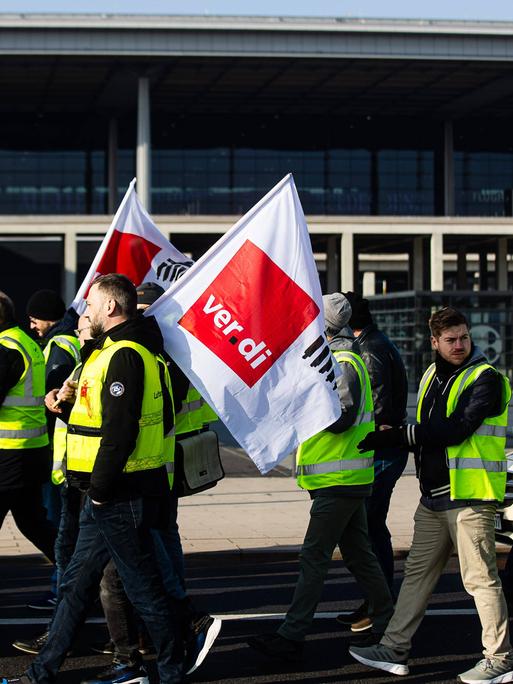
[71,178,137,307]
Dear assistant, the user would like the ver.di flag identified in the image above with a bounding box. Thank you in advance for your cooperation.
[71,178,192,313]
[149,174,341,474]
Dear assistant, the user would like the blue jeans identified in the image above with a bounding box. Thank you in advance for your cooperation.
[27,495,183,684]
[366,447,409,594]
[54,483,82,592]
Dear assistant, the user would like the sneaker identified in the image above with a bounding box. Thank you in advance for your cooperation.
[80,659,149,684]
[351,616,373,633]
[26,595,57,611]
[336,601,368,627]
[0,677,32,684]
[458,658,513,683]
[12,631,48,655]
[185,615,222,675]
[349,642,409,676]
[247,632,303,663]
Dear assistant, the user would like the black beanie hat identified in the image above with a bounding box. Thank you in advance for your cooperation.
[342,291,373,330]
[26,289,66,321]
[136,282,165,306]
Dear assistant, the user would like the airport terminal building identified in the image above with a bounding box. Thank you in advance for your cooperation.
[2,13,513,382]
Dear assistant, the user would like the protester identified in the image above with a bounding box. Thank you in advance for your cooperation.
[336,291,408,633]
[96,281,221,679]
[0,290,56,563]
[350,306,513,683]
[12,316,92,656]
[247,292,393,661]
[1,274,183,684]
[26,289,80,609]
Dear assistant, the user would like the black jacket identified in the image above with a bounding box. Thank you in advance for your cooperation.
[0,321,50,490]
[356,323,408,428]
[409,345,504,501]
[64,315,172,503]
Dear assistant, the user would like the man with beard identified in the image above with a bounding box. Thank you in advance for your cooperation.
[349,307,513,683]
[2,274,183,684]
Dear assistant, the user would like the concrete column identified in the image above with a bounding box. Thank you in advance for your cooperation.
[362,271,376,296]
[444,121,455,216]
[457,245,467,289]
[108,118,118,215]
[326,236,339,292]
[497,237,508,290]
[430,232,444,291]
[63,230,77,305]
[341,231,354,291]
[412,236,424,291]
[137,77,151,211]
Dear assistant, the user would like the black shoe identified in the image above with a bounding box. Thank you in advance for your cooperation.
[80,659,149,684]
[247,633,303,662]
[26,594,57,611]
[350,631,384,648]
[336,601,368,626]
[185,614,222,675]
[12,631,48,655]
[0,677,33,684]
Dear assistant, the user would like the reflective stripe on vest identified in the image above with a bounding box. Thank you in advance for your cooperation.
[417,360,510,501]
[44,335,81,365]
[175,386,205,435]
[66,339,166,474]
[448,458,507,473]
[0,328,48,449]
[296,458,374,476]
[157,355,176,490]
[296,349,375,490]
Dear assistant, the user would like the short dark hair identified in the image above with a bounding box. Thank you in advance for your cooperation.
[429,307,468,338]
[0,291,15,324]
[91,274,137,318]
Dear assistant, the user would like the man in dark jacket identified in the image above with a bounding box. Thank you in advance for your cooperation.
[337,292,408,631]
[349,307,513,683]
[2,274,183,684]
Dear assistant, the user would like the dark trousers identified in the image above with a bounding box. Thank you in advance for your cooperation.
[27,496,183,684]
[278,495,394,641]
[366,447,409,594]
[0,485,56,562]
[54,483,83,591]
[100,492,188,658]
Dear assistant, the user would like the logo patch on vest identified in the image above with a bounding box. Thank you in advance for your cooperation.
[109,382,125,397]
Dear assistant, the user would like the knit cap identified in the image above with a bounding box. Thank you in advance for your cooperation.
[26,290,65,321]
[136,282,165,306]
[342,291,373,329]
[322,293,352,335]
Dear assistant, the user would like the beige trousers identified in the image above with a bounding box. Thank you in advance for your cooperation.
[382,502,511,660]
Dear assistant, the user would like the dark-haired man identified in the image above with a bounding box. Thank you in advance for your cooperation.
[2,274,183,684]
[349,307,513,683]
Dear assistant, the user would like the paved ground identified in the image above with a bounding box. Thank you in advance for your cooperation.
[2,448,510,560]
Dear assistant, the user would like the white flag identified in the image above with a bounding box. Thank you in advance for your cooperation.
[149,174,341,474]
[71,179,192,312]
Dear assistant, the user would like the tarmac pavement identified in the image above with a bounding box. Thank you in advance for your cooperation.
[2,446,510,560]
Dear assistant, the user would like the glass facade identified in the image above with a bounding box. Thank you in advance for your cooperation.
[0,120,510,218]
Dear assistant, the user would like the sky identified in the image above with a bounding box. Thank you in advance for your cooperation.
[1,0,513,21]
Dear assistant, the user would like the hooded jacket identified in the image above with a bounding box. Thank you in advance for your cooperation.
[412,345,503,504]
[64,314,172,503]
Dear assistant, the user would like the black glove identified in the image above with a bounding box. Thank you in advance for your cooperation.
[357,426,405,453]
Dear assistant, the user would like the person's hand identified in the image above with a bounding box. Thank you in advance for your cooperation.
[357,426,404,452]
[57,379,78,404]
[45,389,62,413]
